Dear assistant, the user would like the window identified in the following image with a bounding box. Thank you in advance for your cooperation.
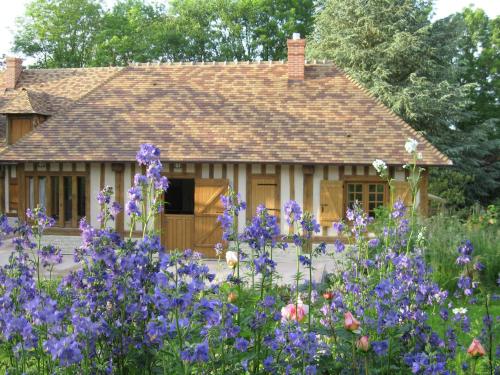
[164,179,195,215]
[346,182,387,217]
[24,174,88,228]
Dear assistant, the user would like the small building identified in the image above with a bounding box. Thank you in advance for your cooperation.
[0,36,451,256]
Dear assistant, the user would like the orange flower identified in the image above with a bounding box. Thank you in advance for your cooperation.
[323,291,334,300]
[356,336,370,352]
[344,311,360,331]
[467,339,486,357]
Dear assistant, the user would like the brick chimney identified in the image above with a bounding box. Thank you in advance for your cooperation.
[4,57,23,89]
[287,33,305,81]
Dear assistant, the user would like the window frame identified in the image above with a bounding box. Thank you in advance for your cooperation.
[23,169,89,228]
[343,176,389,218]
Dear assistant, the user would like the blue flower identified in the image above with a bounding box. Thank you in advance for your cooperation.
[235,337,249,352]
[372,340,389,356]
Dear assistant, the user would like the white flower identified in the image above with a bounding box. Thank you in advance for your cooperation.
[225,251,238,268]
[417,152,423,160]
[452,307,467,315]
[372,159,387,174]
[405,138,418,154]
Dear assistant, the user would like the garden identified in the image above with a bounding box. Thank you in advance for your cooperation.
[0,142,498,374]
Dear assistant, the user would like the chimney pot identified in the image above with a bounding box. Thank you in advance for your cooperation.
[287,35,306,81]
[4,57,23,89]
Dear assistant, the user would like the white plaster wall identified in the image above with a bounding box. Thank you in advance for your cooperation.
[89,163,101,228]
[266,164,276,174]
[124,163,132,230]
[226,164,234,188]
[344,166,352,176]
[213,164,222,179]
[328,166,339,181]
[293,165,303,210]
[395,168,406,181]
[201,163,209,178]
[280,165,290,234]
[251,164,261,174]
[237,163,246,233]
[104,163,116,230]
[327,166,339,236]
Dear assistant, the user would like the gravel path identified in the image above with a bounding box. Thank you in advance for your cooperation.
[0,235,344,285]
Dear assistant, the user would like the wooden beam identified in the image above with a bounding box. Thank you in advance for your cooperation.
[71,176,77,228]
[246,164,251,221]
[58,176,64,227]
[115,168,124,234]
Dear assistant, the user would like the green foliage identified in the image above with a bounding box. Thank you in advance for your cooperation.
[309,0,473,137]
[13,0,315,66]
[310,1,500,207]
[13,0,102,68]
[424,212,499,291]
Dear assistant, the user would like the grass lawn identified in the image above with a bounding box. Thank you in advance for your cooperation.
[427,296,500,373]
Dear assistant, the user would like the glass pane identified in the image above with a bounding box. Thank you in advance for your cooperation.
[38,177,46,208]
[77,177,86,220]
[64,176,72,223]
[377,184,384,193]
[51,176,60,221]
[28,177,34,210]
[369,184,375,193]
[369,193,375,201]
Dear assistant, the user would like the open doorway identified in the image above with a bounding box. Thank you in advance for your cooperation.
[162,178,195,250]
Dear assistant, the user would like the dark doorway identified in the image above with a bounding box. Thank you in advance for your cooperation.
[164,179,195,214]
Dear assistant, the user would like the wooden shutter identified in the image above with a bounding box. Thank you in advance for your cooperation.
[194,179,228,257]
[393,181,412,207]
[9,118,32,144]
[250,176,280,218]
[319,180,343,225]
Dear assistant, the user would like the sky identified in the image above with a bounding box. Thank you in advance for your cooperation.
[0,0,499,60]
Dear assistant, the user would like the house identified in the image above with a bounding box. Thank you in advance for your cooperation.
[0,35,451,256]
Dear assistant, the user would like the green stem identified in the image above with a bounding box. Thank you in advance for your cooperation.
[308,252,312,331]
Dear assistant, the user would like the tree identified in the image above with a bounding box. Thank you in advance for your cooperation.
[13,0,102,68]
[309,0,500,206]
[93,0,181,66]
[309,0,473,138]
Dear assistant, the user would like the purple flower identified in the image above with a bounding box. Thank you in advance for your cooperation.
[372,340,389,356]
[136,143,161,166]
[235,337,249,352]
[284,200,302,225]
[333,239,345,253]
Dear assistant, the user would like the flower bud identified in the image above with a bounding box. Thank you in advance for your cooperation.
[323,291,334,300]
[467,338,485,357]
[225,251,238,268]
[227,292,238,303]
[344,311,360,331]
[356,336,370,352]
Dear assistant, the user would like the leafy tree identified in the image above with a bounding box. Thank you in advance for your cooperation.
[309,0,473,138]
[13,0,102,68]
[93,0,175,66]
[310,1,500,206]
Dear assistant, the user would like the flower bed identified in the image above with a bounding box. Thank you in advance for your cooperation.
[0,142,497,374]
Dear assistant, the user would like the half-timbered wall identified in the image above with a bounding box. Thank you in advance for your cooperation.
[4,162,427,242]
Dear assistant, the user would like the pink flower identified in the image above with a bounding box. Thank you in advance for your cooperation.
[356,336,370,352]
[344,311,360,331]
[467,338,486,357]
[281,302,309,323]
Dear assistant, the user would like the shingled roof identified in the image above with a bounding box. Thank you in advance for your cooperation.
[0,62,451,166]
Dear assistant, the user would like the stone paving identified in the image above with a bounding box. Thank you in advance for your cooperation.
[0,235,345,284]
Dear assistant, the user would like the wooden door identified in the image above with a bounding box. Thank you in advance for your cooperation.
[319,180,343,225]
[10,118,32,144]
[194,179,228,257]
[163,214,194,250]
[250,176,280,218]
